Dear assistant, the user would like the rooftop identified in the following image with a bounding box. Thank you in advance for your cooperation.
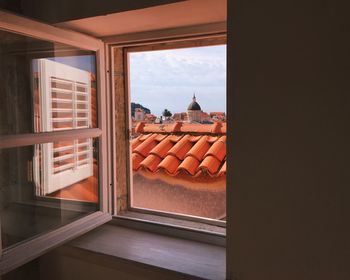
[135,121,226,134]
[132,122,226,178]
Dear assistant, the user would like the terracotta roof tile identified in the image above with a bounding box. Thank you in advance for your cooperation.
[132,153,144,171]
[155,134,168,141]
[189,135,203,142]
[137,121,226,134]
[158,155,181,174]
[139,133,153,141]
[186,136,211,161]
[167,135,193,160]
[207,136,219,143]
[198,155,222,175]
[211,122,224,133]
[135,122,145,133]
[140,154,162,172]
[131,136,143,150]
[204,136,226,161]
[133,134,158,157]
[178,156,200,176]
[218,161,226,176]
[131,124,227,177]
[167,135,183,142]
[149,136,175,158]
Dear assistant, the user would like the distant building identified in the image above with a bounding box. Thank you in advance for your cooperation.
[155,116,163,124]
[173,94,217,123]
[187,94,202,122]
[144,113,156,123]
[134,108,145,122]
[210,112,226,122]
[173,112,188,121]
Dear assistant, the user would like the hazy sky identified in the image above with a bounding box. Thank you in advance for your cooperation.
[129,45,226,116]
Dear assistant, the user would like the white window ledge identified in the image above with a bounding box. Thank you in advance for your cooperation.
[64,223,226,280]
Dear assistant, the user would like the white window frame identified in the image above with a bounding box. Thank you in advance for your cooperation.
[0,11,111,274]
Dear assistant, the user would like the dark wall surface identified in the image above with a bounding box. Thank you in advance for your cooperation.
[20,0,184,23]
[227,0,350,279]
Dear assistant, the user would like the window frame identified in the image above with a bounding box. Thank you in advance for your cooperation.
[108,30,227,229]
[0,11,112,274]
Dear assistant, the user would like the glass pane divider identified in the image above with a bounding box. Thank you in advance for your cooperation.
[0,128,102,149]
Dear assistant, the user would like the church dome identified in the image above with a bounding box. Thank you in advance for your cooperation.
[187,94,201,111]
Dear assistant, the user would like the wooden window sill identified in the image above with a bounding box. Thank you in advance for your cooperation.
[64,223,226,280]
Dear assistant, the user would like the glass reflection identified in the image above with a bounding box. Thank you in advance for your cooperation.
[0,29,97,135]
[0,138,99,248]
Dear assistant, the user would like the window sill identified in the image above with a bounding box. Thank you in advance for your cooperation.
[113,212,226,246]
[65,223,226,280]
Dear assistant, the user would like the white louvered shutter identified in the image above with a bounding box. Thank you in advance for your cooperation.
[36,59,93,195]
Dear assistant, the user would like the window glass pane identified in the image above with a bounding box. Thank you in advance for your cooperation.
[0,137,99,248]
[129,45,226,221]
[0,29,97,135]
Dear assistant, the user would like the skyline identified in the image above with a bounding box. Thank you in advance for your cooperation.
[129,45,226,116]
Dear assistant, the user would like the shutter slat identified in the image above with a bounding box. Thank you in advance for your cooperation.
[51,88,74,94]
[52,118,74,122]
[52,117,88,122]
[52,98,74,103]
[52,108,74,112]
[53,145,74,152]
[54,153,74,162]
[54,163,75,173]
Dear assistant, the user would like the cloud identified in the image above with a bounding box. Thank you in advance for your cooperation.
[129,45,226,116]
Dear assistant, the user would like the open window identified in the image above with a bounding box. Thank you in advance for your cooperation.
[111,36,227,229]
[0,12,110,274]
[0,7,226,276]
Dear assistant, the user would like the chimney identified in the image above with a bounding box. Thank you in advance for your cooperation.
[172,121,183,132]
[135,122,145,133]
[211,121,223,133]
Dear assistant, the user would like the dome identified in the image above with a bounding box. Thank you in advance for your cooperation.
[187,94,201,111]
[187,101,201,111]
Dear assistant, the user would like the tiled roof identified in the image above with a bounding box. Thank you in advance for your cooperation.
[135,121,226,134]
[132,122,226,177]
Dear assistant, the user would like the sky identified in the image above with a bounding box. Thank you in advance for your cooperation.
[48,55,96,72]
[129,45,226,116]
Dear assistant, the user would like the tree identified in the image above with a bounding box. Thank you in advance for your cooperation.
[162,109,172,118]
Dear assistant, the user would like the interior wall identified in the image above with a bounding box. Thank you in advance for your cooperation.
[227,0,350,279]
[20,0,184,23]
[2,258,40,280]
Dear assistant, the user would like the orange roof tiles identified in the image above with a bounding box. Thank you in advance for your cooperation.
[135,121,226,134]
[132,122,226,177]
